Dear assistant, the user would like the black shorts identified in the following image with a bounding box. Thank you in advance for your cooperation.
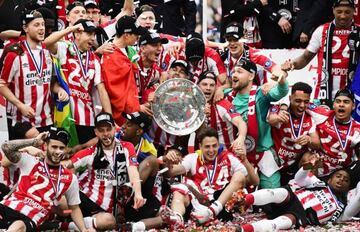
[79,191,106,217]
[0,204,37,232]
[262,186,317,227]
[124,193,161,222]
[0,183,10,201]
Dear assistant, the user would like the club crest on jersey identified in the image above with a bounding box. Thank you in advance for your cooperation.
[264,60,272,69]
[270,107,279,112]
[245,135,256,152]
[308,103,317,110]
[131,156,138,164]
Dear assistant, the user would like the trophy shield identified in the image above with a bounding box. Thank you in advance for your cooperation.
[152,78,206,136]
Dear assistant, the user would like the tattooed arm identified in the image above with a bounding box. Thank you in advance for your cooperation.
[1,132,48,163]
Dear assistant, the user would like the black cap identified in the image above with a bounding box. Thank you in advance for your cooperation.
[48,127,70,145]
[167,144,188,157]
[95,112,115,127]
[66,1,84,15]
[84,0,99,9]
[334,88,355,102]
[224,22,244,39]
[235,58,257,74]
[139,32,168,45]
[21,10,43,26]
[74,19,97,32]
[170,59,189,73]
[185,32,205,62]
[197,71,217,84]
[122,112,152,132]
[333,0,355,8]
[116,15,147,36]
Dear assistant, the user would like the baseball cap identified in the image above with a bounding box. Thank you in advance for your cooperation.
[66,1,84,15]
[21,10,43,26]
[224,22,244,39]
[95,112,115,127]
[185,32,205,62]
[139,32,168,45]
[334,88,355,102]
[84,0,99,9]
[115,15,148,36]
[48,127,70,145]
[170,59,189,72]
[197,71,217,84]
[333,0,355,8]
[74,19,97,32]
[235,58,257,74]
[122,112,152,132]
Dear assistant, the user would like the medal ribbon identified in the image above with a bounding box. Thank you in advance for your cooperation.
[43,161,62,199]
[72,42,89,79]
[202,155,218,187]
[24,41,44,79]
[289,112,305,140]
[333,117,352,151]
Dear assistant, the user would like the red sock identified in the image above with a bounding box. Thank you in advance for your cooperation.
[242,224,254,232]
[245,194,255,208]
[59,222,69,230]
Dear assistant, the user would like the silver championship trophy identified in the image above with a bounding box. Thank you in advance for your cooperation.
[152,78,206,136]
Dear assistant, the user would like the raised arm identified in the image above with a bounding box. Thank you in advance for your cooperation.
[44,24,83,54]
[1,132,48,163]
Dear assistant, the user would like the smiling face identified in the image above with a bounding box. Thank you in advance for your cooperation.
[226,36,243,58]
[289,91,311,117]
[200,136,219,162]
[24,18,45,43]
[333,96,354,122]
[333,5,354,28]
[46,139,66,165]
[95,124,115,149]
[198,78,216,102]
[231,66,253,91]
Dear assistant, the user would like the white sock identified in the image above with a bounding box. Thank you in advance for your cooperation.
[210,200,223,216]
[252,216,293,232]
[252,188,289,205]
[67,217,94,230]
[132,221,146,232]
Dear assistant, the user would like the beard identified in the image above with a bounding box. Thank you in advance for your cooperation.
[100,136,115,149]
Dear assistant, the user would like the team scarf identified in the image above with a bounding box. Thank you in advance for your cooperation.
[320,22,336,107]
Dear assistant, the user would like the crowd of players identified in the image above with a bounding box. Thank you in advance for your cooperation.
[0,0,360,231]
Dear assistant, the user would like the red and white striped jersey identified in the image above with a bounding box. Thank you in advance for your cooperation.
[207,99,241,150]
[307,22,352,99]
[316,112,360,176]
[293,169,340,224]
[1,154,79,226]
[148,120,177,148]
[295,187,338,224]
[71,140,138,212]
[136,58,161,103]
[55,41,102,126]
[0,165,19,190]
[269,105,316,168]
[188,47,226,83]
[0,42,53,127]
[181,151,247,200]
